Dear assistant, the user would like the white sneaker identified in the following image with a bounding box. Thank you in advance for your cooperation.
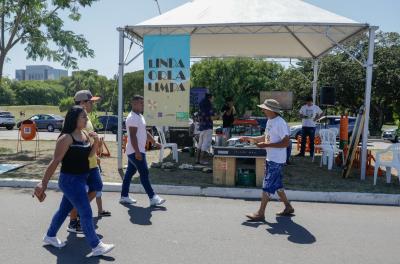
[150,195,166,206]
[43,235,66,248]
[119,196,137,204]
[90,241,115,257]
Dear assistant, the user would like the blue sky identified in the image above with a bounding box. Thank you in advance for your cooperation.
[4,0,400,79]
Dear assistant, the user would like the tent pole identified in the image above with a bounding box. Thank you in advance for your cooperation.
[360,26,377,180]
[117,28,125,171]
[312,59,319,103]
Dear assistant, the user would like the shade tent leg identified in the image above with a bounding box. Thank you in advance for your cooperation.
[312,59,319,103]
[361,27,377,180]
[117,28,125,170]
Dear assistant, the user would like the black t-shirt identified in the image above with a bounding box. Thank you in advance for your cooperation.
[221,105,235,128]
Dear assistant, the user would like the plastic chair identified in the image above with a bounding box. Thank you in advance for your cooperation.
[373,143,400,185]
[156,126,178,163]
[328,128,345,166]
[314,129,344,170]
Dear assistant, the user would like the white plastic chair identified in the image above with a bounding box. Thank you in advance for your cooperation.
[156,126,178,163]
[373,143,400,185]
[314,129,344,170]
[328,128,345,166]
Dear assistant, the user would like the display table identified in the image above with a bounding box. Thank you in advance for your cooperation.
[213,146,266,187]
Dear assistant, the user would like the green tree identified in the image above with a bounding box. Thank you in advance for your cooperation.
[0,0,97,80]
[123,70,144,111]
[59,96,74,112]
[191,58,284,115]
[12,80,65,105]
[0,77,15,105]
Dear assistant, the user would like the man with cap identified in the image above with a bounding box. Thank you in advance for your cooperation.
[240,99,294,221]
[67,90,111,234]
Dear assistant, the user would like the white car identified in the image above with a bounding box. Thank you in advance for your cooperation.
[0,111,16,130]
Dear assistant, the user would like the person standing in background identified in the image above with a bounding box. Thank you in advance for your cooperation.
[296,96,323,158]
[221,97,236,141]
[196,93,217,165]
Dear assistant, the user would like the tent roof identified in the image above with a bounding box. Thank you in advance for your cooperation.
[125,0,370,59]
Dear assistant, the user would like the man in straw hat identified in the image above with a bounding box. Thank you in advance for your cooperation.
[240,99,294,221]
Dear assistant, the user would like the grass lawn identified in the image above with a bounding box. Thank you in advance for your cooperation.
[0,105,114,122]
[2,105,64,122]
[0,139,398,194]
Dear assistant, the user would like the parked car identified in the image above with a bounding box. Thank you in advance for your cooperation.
[382,127,400,143]
[290,115,357,139]
[17,114,64,132]
[0,111,16,130]
[96,115,126,134]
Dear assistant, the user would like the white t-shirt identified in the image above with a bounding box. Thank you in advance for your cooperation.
[299,104,323,127]
[264,116,289,164]
[126,111,147,155]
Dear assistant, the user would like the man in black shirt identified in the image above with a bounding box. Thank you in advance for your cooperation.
[221,97,236,140]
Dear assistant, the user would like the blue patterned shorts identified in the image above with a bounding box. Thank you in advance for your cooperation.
[262,161,284,195]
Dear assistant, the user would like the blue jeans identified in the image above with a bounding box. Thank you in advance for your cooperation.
[87,167,103,193]
[121,153,155,199]
[47,172,100,248]
[300,127,316,156]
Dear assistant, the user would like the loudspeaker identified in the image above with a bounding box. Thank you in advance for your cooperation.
[169,129,193,148]
[320,86,335,106]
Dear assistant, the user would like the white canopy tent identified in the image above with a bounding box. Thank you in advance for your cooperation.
[117,0,377,180]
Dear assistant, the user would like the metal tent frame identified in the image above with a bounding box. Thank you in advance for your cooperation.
[116,0,378,180]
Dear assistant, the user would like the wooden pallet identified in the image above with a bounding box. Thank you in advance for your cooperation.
[342,106,365,178]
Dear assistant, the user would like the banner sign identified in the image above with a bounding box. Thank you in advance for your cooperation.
[143,35,190,127]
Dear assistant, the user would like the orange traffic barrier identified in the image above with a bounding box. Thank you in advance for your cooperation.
[17,120,40,158]
[339,115,349,149]
[296,135,321,154]
[340,146,384,177]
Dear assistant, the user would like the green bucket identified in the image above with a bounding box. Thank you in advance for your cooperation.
[237,168,256,187]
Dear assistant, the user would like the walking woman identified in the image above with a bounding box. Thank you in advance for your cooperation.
[34,106,114,257]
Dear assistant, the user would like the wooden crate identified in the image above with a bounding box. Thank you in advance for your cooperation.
[255,158,265,187]
[213,157,237,186]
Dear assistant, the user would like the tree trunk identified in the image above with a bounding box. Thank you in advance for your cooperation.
[0,53,5,81]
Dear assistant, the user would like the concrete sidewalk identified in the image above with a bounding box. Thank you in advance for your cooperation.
[1,178,399,206]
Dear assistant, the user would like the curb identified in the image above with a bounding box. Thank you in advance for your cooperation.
[1,178,399,206]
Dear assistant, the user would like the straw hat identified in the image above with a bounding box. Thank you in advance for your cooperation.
[257,99,282,114]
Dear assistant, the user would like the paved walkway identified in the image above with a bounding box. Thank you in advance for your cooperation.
[0,187,399,264]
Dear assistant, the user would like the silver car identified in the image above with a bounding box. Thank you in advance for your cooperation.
[290,116,357,139]
[17,114,64,132]
[382,128,400,143]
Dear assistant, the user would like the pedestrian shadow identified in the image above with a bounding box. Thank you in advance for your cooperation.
[44,233,115,263]
[265,216,316,244]
[122,203,167,226]
[242,216,316,244]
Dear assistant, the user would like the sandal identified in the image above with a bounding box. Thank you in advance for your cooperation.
[245,213,265,222]
[98,210,112,217]
[276,207,295,216]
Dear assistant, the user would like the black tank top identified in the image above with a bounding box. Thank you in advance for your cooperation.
[60,133,91,174]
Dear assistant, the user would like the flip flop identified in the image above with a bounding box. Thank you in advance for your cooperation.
[99,210,112,217]
[276,207,295,216]
[245,213,265,222]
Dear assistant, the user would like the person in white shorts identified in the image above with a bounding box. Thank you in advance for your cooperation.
[196,93,217,165]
